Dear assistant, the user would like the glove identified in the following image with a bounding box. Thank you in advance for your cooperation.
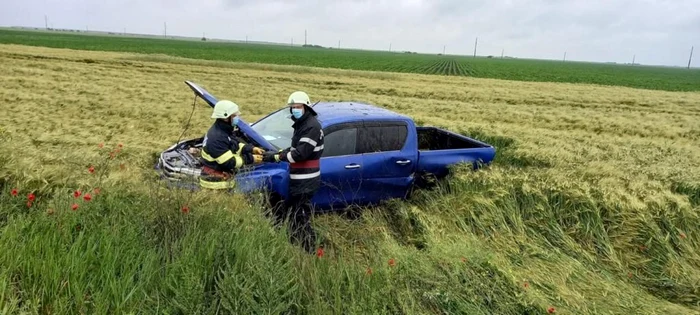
[252,147,265,155]
[262,151,280,163]
[253,154,263,164]
[241,152,254,165]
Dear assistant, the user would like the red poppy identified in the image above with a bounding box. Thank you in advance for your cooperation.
[73,190,82,198]
[388,258,396,267]
[547,306,556,313]
[680,232,687,239]
[639,245,647,251]
[316,247,324,258]
[11,188,18,196]
[27,193,36,202]
[93,188,101,195]
[181,205,190,214]
[71,204,79,211]
[366,267,372,275]
[524,282,529,288]
[461,257,467,263]
[120,163,125,170]
[109,151,115,159]
[26,201,33,208]
[98,143,104,148]
[628,272,633,278]
[88,166,95,174]
[83,193,92,202]
[118,143,123,148]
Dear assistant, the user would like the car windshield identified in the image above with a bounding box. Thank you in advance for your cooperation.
[250,108,294,150]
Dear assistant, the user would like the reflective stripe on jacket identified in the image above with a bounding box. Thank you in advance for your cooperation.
[279,107,324,195]
[199,119,253,174]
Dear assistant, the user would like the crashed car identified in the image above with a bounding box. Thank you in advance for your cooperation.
[155,81,496,211]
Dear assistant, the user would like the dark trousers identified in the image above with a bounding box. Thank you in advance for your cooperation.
[272,192,317,253]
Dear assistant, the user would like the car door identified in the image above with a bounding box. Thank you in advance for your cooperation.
[312,122,366,211]
[358,120,417,203]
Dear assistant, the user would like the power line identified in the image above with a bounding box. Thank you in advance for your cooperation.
[689,46,694,69]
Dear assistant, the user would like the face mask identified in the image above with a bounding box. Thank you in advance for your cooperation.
[291,108,303,119]
[231,116,240,126]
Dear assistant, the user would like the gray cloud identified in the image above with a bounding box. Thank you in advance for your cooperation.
[1,0,698,66]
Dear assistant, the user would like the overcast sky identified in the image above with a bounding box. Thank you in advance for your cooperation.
[2,0,699,67]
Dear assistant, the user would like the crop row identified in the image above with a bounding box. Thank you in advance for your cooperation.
[1,29,698,91]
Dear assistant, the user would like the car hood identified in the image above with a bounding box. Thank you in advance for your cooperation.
[184,81,276,151]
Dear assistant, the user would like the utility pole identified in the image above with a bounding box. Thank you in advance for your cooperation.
[473,37,478,58]
[338,40,340,49]
[45,15,48,30]
[443,45,446,55]
[291,37,293,47]
[389,43,391,52]
[164,22,167,37]
[245,35,248,43]
[688,46,694,69]
[563,51,567,62]
[632,54,636,65]
[501,48,504,58]
[304,29,307,46]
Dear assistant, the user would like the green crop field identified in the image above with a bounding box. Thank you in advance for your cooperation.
[1,28,699,92]
[0,40,699,314]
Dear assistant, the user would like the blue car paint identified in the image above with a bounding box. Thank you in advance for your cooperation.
[183,81,496,211]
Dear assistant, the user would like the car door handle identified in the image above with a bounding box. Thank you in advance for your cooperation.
[396,160,412,165]
[345,164,361,169]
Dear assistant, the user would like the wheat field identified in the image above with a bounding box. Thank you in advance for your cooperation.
[1,44,699,314]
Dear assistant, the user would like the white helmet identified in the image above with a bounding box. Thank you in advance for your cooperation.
[287,91,311,106]
[211,100,241,119]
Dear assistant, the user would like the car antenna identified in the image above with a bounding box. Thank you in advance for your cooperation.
[174,93,199,153]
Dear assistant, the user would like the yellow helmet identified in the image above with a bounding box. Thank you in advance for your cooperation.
[287,91,311,106]
[211,100,240,119]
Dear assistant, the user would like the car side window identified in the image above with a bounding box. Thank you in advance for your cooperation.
[321,127,358,157]
[358,122,408,153]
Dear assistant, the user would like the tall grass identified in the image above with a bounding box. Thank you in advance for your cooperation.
[0,44,699,314]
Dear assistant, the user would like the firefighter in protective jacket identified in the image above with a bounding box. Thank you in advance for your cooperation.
[199,100,264,189]
[263,91,324,253]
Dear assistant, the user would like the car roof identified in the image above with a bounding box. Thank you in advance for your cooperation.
[312,102,410,126]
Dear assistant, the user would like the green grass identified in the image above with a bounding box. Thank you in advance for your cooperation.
[1,28,699,92]
[0,44,699,314]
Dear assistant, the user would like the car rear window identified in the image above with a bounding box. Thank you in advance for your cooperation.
[358,122,408,153]
[322,128,358,157]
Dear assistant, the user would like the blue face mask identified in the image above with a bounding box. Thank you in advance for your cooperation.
[231,116,239,126]
[291,108,303,119]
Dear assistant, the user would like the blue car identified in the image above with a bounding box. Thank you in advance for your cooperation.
[156,81,496,211]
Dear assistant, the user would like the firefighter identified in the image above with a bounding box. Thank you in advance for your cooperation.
[199,100,264,189]
[263,91,324,253]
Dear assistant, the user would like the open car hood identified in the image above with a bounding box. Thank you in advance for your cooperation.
[184,81,276,151]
